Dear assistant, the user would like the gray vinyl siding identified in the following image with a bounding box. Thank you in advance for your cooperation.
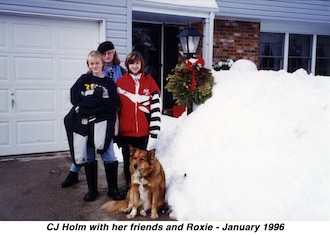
[216,0,330,23]
[0,0,131,58]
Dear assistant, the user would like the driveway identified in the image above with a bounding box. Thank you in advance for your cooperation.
[0,152,172,221]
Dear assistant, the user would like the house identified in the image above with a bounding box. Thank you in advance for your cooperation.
[1,0,329,156]
[214,0,330,75]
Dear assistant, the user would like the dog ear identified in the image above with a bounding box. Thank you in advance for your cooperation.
[147,149,156,163]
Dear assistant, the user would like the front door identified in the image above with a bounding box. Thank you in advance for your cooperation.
[132,22,178,112]
[163,25,179,111]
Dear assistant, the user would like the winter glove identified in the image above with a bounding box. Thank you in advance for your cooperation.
[93,87,103,98]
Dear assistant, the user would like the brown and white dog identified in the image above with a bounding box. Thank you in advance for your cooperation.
[101,145,166,219]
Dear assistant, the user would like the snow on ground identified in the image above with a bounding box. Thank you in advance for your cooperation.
[154,60,330,221]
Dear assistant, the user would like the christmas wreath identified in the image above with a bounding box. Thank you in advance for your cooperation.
[165,58,215,107]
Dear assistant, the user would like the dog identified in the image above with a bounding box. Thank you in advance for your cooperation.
[101,145,166,219]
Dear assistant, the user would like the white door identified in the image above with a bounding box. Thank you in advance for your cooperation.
[0,14,101,156]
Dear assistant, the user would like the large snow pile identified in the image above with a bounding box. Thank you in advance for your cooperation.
[156,61,330,221]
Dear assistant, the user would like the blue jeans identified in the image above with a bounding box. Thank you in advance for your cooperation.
[69,139,117,172]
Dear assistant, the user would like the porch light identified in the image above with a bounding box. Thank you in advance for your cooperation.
[177,27,203,59]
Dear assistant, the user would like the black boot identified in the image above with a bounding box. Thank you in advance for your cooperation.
[84,161,99,201]
[104,161,126,200]
[61,171,78,188]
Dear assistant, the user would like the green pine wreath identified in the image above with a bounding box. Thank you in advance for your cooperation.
[165,62,215,107]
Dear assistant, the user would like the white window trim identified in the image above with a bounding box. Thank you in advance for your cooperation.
[283,32,289,72]
[311,34,317,75]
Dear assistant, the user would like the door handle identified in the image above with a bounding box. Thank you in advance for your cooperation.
[10,92,15,108]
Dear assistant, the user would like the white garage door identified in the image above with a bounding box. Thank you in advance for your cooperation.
[0,14,101,156]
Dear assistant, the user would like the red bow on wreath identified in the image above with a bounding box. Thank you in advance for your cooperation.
[187,57,205,91]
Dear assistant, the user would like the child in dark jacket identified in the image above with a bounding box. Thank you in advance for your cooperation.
[61,41,125,193]
[65,50,124,201]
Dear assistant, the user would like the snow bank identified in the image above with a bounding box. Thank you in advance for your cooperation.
[156,68,330,220]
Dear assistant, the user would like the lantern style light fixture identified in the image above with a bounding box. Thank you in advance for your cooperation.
[177,27,203,59]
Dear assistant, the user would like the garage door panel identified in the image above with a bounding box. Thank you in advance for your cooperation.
[59,26,98,51]
[16,89,55,113]
[13,23,53,50]
[0,56,8,81]
[16,120,56,145]
[60,57,86,81]
[0,90,10,114]
[15,56,54,81]
[0,122,10,147]
[0,22,6,48]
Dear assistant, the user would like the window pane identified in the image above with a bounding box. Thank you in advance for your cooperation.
[259,32,284,70]
[288,34,312,73]
[316,35,330,76]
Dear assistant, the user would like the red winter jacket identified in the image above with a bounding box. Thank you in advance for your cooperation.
[116,71,161,138]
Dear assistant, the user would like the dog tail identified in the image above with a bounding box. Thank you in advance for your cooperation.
[101,200,128,213]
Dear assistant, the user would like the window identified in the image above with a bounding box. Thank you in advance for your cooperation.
[259,33,284,70]
[260,32,330,75]
[316,35,330,76]
[288,34,312,73]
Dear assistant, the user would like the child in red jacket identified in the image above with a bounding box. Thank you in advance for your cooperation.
[116,51,161,187]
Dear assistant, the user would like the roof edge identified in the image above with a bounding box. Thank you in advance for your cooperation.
[132,0,218,14]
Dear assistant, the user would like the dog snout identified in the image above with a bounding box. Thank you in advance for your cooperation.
[133,163,138,169]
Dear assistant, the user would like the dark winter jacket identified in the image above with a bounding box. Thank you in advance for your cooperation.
[64,73,120,164]
[70,72,120,117]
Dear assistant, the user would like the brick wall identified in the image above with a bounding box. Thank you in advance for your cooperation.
[213,20,260,67]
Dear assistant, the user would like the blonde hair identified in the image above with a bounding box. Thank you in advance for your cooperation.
[86,50,105,72]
